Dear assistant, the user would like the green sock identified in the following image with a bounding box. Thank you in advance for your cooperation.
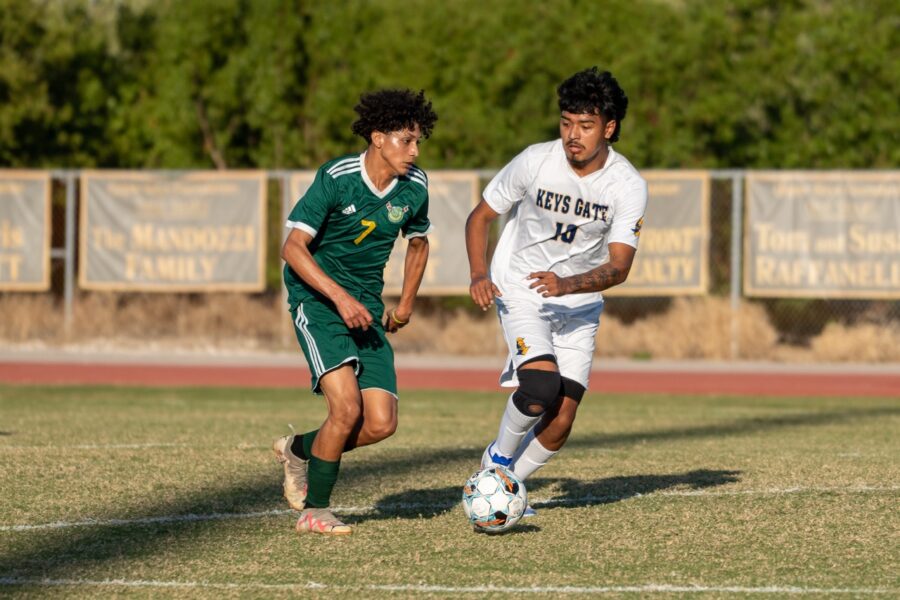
[305,455,341,508]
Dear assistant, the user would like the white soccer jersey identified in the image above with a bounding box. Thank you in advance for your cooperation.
[485,139,647,309]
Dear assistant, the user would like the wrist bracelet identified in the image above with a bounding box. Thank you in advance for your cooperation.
[391,310,408,324]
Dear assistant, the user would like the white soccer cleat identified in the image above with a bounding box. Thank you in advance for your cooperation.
[295,508,352,536]
[522,505,537,518]
[272,435,308,511]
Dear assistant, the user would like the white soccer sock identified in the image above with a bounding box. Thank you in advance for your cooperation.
[511,428,558,480]
[494,393,541,458]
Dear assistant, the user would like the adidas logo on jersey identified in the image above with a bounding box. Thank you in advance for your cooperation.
[341,204,357,215]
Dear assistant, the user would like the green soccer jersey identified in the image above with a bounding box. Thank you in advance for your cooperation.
[284,152,432,316]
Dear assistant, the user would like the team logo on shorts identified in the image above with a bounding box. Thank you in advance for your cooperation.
[386,201,409,223]
[515,337,529,356]
[632,217,644,237]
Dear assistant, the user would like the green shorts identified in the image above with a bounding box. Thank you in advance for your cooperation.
[291,300,397,397]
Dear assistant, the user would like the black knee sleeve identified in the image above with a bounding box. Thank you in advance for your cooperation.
[559,376,586,403]
[513,369,562,416]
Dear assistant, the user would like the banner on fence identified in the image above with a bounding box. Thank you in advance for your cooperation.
[744,172,900,299]
[289,170,480,295]
[606,170,710,296]
[0,171,51,291]
[80,171,267,291]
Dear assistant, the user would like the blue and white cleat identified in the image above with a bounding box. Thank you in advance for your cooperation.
[522,505,537,518]
[481,440,513,470]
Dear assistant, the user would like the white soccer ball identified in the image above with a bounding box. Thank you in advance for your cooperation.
[461,466,527,533]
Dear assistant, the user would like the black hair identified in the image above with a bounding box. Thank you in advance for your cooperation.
[557,67,628,143]
[351,89,438,143]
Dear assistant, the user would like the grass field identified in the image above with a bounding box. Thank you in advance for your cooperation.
[1,385,898,598]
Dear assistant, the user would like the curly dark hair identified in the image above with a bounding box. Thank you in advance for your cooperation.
[557,67,628,143]
[351,89,438,143]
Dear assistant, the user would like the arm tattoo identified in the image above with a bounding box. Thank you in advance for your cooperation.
[566,264,624,293]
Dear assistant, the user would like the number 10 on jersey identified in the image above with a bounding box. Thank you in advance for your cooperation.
[553,222,577,243]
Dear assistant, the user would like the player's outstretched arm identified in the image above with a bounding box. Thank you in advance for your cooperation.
[528,242,636,297]
[384,236,429,333]
[282,228,373,330]
[465,199,502,310]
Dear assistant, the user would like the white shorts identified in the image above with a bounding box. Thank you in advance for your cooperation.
[495,297,603,390]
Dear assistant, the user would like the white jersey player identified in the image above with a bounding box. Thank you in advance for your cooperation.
[465,68,647,517]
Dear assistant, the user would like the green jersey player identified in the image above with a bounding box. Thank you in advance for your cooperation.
[273,89,438,535]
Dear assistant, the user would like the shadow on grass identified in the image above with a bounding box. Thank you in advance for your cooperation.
[566,404,900,450]
[536,468,742,508]
[337,404,899,481]
[346,484,547,534]
[0,402,892,581]
[0,473,288,580]
[353,468,741,525]
[475,523,542,536]
[499,523,541,535]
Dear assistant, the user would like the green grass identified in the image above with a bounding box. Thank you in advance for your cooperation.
[0,385,898,598]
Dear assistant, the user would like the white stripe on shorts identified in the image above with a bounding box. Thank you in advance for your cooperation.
[295,304,325,375]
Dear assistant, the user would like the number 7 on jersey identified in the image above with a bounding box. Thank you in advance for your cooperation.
[354,219,377,245]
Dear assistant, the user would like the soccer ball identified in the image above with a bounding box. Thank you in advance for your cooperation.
[462,466,527,533]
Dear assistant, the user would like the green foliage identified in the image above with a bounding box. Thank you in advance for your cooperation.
[0,0,125,166]
[122,0,312,168]
[0,0,896,168]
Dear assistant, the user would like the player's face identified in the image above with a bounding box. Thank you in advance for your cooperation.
[560,111,616,171]
[375,124,423,177]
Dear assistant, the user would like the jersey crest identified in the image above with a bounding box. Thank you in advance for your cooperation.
[632,217,644,237]
[515,337,530,356]
[386,201,409,223]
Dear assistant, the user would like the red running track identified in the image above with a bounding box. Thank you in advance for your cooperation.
[0,361,897,397]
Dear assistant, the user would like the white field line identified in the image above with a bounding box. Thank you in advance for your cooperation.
[0,577,895,595]
[0,443,238,450]
[0,443,483,451]
[639,485,900,497]
[1,443,192,450]
[0,509,293,532]
[2,486,897,533]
